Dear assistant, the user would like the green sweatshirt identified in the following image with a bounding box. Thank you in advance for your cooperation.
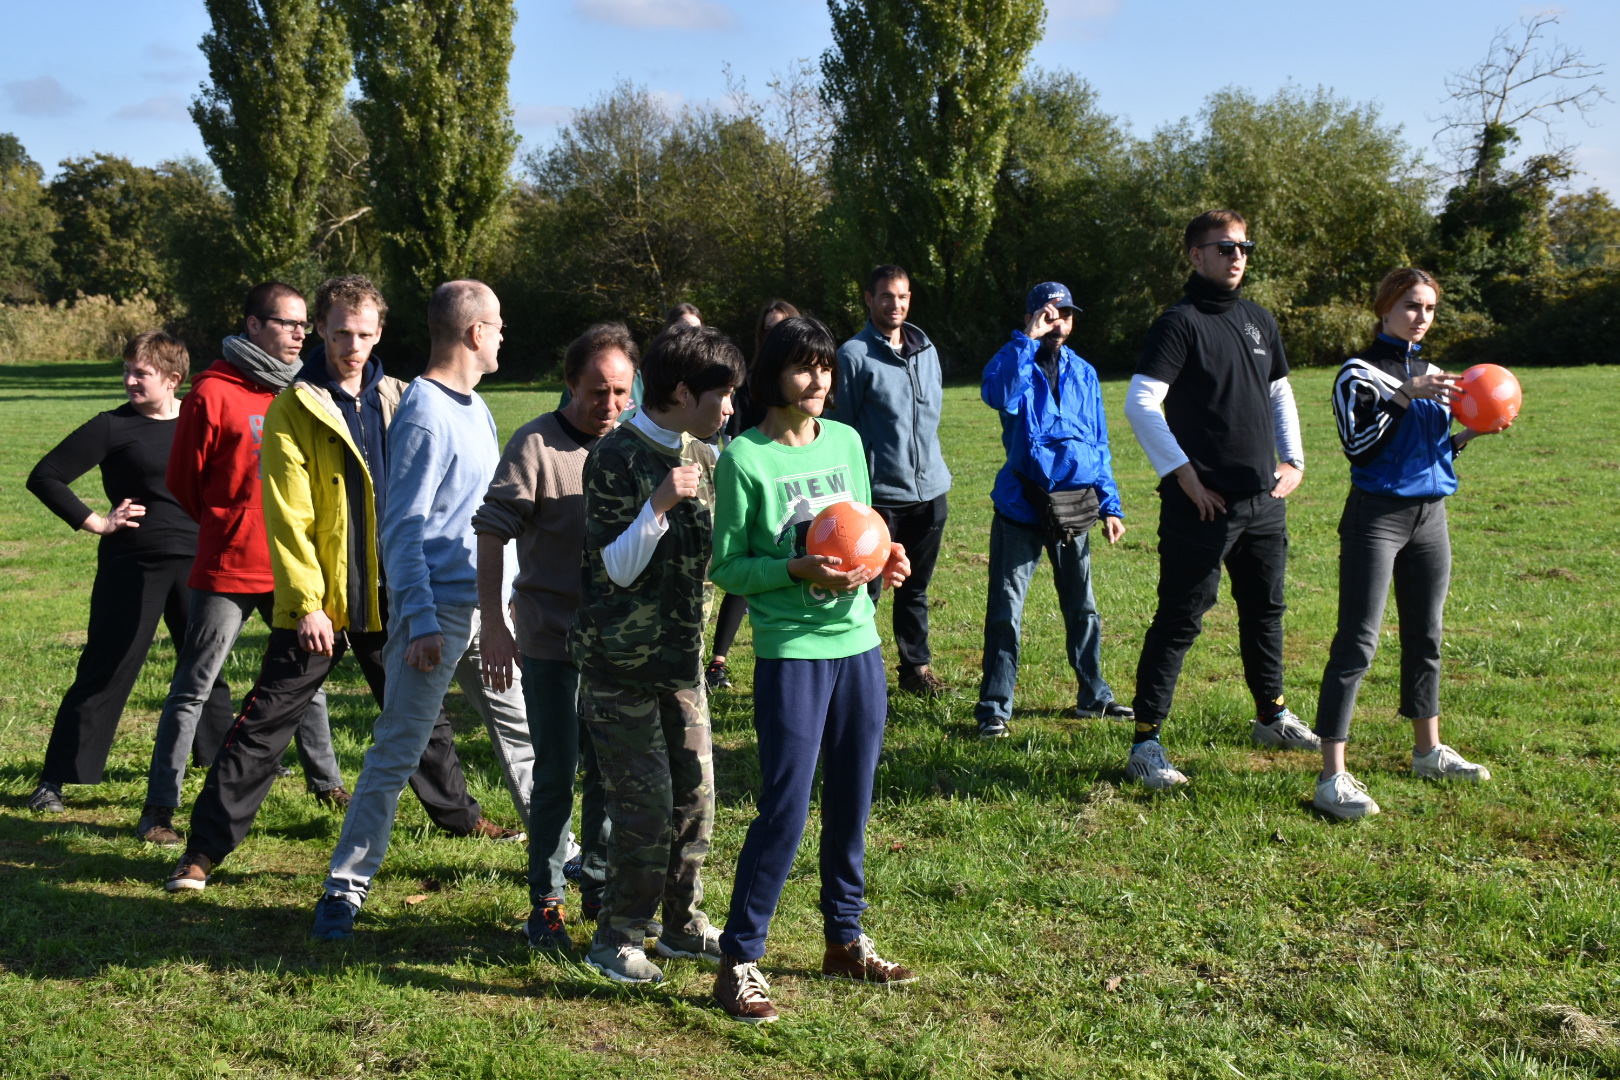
[710,420,881,660]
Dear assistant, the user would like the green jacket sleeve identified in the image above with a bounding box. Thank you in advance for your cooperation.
[710,443,794,597]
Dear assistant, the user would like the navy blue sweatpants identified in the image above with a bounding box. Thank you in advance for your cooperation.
[718,646,887,962]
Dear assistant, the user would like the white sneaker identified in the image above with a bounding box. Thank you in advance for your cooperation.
[1412,744,1491,782]
[1251,709,1321,751]
[1314,771,1381,820]
[1125,740,1188,789]
[585,938,665,984]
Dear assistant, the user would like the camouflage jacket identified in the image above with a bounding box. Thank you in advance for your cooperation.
[569,421,716,691]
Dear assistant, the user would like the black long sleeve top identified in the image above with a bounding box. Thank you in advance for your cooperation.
[26,402,199,561]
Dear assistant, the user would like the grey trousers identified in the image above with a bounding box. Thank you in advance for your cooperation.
[1314,489,1450,743]
[454,608,535,828]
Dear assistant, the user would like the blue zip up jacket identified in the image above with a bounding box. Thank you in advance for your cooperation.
[983,331,1123,524]
[830,321,953,506]
[1331,335,1458,498]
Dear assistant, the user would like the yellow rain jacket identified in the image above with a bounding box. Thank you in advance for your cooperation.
[261,375,404,632]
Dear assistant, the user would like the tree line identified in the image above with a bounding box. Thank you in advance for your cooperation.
[0,1,1614,376]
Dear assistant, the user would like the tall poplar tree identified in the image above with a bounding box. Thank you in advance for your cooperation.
[191,0,351,282]
[821,0,1043,347]
[350,0,518,308]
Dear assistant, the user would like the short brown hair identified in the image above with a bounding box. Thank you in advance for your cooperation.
[1372,268,1442,322]
[124,330,189,382]
[427,280,495,345]
[316,274,388,328]
[640,325,744,411]
[243,281,304,323]
[564,322,640,384]
[1184,210,1248,251]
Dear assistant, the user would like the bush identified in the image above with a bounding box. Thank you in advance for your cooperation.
[0,293,164,365]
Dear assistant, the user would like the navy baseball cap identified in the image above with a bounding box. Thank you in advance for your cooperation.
[1026,281,1082,315]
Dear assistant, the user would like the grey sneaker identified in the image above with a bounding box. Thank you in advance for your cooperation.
[1412,744,1491,782]
[28,780,64,813]
[1125,740,1188,789]
[586,937,664,984]
[655,918,723,964]
[1313,771,1381,820]
[977,716,1009,739]
[1251,709,1321,751]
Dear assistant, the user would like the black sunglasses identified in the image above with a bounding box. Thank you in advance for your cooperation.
[1195,240,1255,258]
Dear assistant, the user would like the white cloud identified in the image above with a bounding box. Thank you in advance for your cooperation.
[573,0,738,31]
[4,76,83,117]
[514,103,573,127]
[1045,0,1121,41]
[115,94,190,122]
[143,42,187,62]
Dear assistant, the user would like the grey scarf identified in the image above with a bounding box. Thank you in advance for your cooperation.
[222,334,297,392]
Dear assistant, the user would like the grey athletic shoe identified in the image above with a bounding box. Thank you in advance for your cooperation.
[655,918,723,965]
[1125,740,1188,789]
[28,780,64,813]
[1313,771,1381,820]
[586,937,664,984]
[1412,744,1491,782]
[1251,709,1321,751]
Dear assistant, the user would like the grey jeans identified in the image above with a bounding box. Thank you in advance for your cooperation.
[454,607,535,828]
[324,602,476,907]
[145,590,342,808]
[1313,489,1450,743]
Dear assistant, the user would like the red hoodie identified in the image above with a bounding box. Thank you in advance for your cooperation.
[167,359,279,592]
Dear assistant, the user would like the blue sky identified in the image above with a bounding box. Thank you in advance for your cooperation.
[3,0,1615,193]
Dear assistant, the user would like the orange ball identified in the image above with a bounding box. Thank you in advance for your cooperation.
[806,500,891,576]
[1451,364,1522,434]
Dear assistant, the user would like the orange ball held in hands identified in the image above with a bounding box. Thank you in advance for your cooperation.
[806,500,892,576]
[1451,364,1522,434]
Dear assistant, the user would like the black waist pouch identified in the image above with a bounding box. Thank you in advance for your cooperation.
[1015,471,1099,543]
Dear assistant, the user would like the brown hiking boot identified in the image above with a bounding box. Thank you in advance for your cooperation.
[822,934,917,985]
[314,785,351,811]
[164,852,212,893]
[714,953,778,1023]
[897,665,949,697]
[467,817,526,843]
[136,806,183,846]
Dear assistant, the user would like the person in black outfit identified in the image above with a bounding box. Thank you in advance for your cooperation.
[26,332,233,813]
[1121,210,1316,791]
[705,298,799,691]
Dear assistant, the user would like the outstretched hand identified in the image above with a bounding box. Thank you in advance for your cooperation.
[83,498,146,535]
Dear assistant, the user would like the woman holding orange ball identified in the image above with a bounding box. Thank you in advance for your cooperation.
[1310,268,1505,820]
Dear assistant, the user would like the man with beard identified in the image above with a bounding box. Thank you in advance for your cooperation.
[974,283,1129,740]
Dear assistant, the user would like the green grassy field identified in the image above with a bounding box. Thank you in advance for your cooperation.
[1,360,1617,1079]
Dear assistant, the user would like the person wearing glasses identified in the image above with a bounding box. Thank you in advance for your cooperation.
[1122,210,1313,790]
[137,283,346,844]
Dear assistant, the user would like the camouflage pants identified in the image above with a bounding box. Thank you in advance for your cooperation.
[582,681,714,944]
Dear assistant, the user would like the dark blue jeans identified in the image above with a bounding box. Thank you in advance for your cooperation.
[975,513,1113,723]
[719,647,886,962]
[523,656,607,908]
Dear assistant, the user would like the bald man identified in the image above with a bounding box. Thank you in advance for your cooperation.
[312,280,508,940]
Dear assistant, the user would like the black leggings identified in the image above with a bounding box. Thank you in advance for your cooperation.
[42,553,232,786]
[711,591,749,658]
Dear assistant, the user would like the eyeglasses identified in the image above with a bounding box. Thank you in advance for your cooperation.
[478,320,507,334]
[261,316,312,334]
[1194,240,1255,258]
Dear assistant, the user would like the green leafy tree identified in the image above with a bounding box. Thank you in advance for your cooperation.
[191,0,352,282]
[1550,189,1620,268]
[821,0,1045,355]
[0,134,58,302]
[351,0,518,318]
[48,155,169,303]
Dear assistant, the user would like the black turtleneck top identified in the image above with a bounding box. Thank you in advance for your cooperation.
[1135,272,1290,493]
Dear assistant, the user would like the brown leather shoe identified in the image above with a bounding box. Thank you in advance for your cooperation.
[897,665,949,697]
[714,953,778,1023]
[822,935,917,985]
[136,806,183,846]
[467,817,526,843]
[164,851,212,893]
[314,786,351,811]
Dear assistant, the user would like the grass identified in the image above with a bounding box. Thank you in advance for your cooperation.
[1,359,1617,1079]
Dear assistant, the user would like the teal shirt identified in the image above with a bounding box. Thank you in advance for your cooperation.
[710,420,881,660]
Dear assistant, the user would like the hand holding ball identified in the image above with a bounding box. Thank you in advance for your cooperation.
[807,500,892,577]
[1451,364,1521,433]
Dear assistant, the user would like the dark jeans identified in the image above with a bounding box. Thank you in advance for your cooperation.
[42,553,233,786]
[523,656,608,908]
[1314,490,1450,743]
[1132,485,1288,725]
[719,648,886,963]
[186,622,482,865]
[868,494,948,669]
[710,591,749,659]
[975,513,1113,723]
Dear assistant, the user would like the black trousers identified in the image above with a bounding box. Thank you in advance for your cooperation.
[1132,485,1288,724]
[42,553,233,786]
[711,591,749,658]
[868,493,949,669]
[186,622,482,865]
